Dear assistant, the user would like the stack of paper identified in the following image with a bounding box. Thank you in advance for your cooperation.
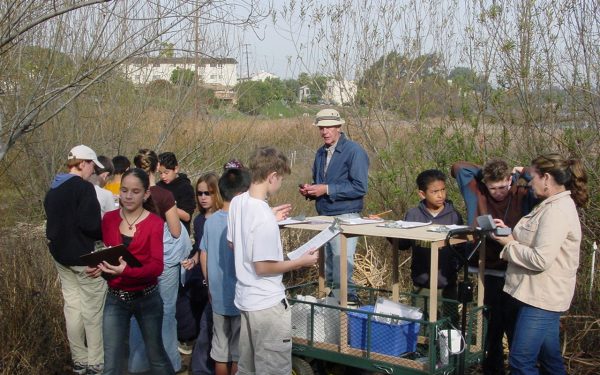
[278,217,310,226]
[378,220,431,229]
[339,217,384,225]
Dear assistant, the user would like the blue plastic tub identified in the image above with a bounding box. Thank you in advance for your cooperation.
[347,305,420,356]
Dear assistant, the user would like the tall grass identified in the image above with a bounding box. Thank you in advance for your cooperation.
[0,224,71,374]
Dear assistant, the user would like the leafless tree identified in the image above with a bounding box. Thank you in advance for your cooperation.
[0,0,269,161]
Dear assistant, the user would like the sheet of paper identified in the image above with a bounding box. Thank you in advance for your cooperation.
[278,218,310,226]
[426,224,470,233]
[339,217,384,225]
[287,226,341,260]
[377,220,432,229]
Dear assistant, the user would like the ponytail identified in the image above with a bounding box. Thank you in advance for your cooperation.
[532,154,589,207]
[566,158,588,207]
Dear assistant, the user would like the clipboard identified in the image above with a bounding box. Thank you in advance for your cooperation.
[80,244,142,268]
[286,219,342,260]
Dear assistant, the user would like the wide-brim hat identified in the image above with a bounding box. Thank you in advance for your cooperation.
[68,145,104,168]
[314,108,345,127]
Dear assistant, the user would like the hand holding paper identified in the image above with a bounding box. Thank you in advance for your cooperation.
[297,248,319,268]
[287,223,341,260]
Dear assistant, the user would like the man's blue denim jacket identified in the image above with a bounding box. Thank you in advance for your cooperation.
[312,133,369,215]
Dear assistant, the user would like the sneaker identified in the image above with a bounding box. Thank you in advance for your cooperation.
[72,362,87,375]
[86,364,103,375]
[347,294,361,307]
[177,341,193,355]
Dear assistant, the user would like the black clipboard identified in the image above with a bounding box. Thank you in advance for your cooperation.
[80,244,142,268]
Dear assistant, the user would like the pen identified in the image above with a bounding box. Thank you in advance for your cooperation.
[371,210,393,217]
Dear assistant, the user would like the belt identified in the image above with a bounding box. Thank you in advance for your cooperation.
[108,284,158,302]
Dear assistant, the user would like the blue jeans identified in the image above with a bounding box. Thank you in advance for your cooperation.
[128,264,182,372]
[103,289,174,375]
[325,213,359,294]
[509,305,565,375]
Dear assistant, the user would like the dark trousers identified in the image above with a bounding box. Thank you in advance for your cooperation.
[191,302,215,375]
[483,275,519,375]
[176,267,209,342]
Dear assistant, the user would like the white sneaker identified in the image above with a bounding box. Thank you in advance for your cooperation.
[177,341,193,355]
[73,362,87,375]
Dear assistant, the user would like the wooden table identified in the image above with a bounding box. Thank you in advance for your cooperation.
[283,216,485,320]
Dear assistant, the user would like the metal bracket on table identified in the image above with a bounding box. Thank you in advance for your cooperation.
[329,217,343,235]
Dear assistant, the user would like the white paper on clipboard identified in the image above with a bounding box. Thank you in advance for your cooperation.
[287,223,341,260]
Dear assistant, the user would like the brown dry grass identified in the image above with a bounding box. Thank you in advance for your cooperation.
[0,223,72,374]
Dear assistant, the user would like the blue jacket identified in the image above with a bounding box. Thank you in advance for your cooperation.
[398,200,463,288]
[312,133,369,215]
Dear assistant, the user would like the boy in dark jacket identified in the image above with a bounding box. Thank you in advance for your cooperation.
[44,145,106,374]
[157,151,196,234]
[398,169,463,320]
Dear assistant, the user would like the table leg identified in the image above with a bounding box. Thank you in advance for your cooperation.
[318,246,325,297]
[392,239,399,302]
[429,241,440,322]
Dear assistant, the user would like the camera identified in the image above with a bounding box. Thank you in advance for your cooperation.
[476,214,512,236]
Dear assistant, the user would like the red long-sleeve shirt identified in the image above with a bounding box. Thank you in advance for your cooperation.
[101,210,164,291]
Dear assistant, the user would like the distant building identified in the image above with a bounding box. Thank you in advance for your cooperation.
[324,79,357,105]
[250,70,279,82]
[124,56,238,87]
[297,85,310,103]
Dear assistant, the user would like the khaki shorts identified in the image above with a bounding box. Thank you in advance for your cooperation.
[237,299,292,375]
[210,313,241,363]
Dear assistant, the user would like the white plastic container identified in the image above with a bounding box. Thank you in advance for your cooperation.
[291,295,340,344]
[439,329,463,365]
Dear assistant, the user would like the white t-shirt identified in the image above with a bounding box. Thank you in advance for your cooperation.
[94,185,117,218]
[227,191,285,311]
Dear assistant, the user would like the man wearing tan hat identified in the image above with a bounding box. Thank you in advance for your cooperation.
[44,145,107,375]
[299,109,369,304]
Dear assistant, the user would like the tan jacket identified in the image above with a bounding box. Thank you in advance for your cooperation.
[500,191,581,312]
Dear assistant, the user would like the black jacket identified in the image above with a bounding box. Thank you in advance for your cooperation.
[44,174,102,266]
[157,173,195,233]
[399,200,463,289]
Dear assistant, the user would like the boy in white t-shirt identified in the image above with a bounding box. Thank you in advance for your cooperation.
[227,147,319,375]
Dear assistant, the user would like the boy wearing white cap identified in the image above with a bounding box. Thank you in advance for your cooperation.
[44,145,107,375]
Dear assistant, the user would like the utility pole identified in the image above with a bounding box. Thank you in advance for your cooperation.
[243,43,251,79]
[194,2,200,119]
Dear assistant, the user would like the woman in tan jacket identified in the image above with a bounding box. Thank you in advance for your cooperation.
[493,153,588,375]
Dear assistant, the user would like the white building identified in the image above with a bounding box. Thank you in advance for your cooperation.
[297,85,310,103]
[323,79,357,105]
[250,70,279,82]
[124,57,238,87]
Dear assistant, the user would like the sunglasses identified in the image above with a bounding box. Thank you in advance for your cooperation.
[196,191,212,197]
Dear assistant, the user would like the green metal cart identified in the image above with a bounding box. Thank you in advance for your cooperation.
[282,217,488,375]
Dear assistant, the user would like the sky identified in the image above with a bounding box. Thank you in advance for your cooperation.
[226,0,469,80]
[232,1,312,79]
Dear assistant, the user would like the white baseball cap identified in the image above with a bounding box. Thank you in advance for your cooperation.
[68,145,104,168]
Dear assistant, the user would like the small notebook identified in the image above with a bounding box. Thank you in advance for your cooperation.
[80,244,142,268]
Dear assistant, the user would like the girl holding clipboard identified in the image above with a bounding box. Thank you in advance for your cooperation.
[86,168,174,375]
